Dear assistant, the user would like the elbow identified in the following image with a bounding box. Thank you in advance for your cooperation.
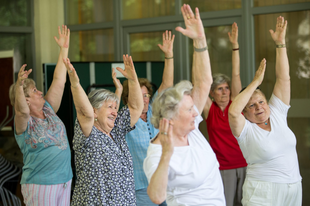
[147,187,166,205]
[228,107,239,120]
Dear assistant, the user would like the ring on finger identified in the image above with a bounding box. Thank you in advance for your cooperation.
[161,132,168,135]
[69,70,72,73]
[187,16,191,19]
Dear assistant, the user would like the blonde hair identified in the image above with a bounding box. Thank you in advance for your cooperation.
[9,79,35,107]
[151,80,193,128]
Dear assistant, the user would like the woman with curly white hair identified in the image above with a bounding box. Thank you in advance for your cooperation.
[143,4,225,206]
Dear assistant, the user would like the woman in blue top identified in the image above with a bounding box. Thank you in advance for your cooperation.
[8,25,73,206]
[122,30,174,206]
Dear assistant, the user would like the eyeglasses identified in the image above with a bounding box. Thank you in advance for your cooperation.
[143,94,151,99]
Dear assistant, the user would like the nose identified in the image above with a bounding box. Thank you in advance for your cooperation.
[193,110,198,117]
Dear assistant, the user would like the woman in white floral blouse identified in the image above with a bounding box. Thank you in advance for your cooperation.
[64,55,143,205]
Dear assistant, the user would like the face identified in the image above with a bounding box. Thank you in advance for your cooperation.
[171,95,198,135]
[141,86,150,114]
[243,92,270,124]
[94,100,118,133]
[26,85,45,108]
[210,82,230,104]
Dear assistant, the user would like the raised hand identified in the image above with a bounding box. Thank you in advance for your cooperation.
[63,58,79,88]
[175,4,205,41]
[158,30,175,58]
[253,58,266,86]
[228,22,239,47]
[269,16,287,45]
[17,64,32,86]
[112,68,123,92]
[116,55,138,81]
[54,25,70,49]
[158,118,174,156]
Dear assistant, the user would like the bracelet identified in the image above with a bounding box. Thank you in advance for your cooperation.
[276,44,286,48]
[165,57,173,59]
[232,48,239,51]
[194,46,208,52]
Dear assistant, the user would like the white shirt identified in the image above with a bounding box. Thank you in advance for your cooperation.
[143,106,225,206]
[237,94,302,183]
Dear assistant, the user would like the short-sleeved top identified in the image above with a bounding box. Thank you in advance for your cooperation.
[126,92,159,190]
[206,100,247,170]
[14,101,73,185]
[144,106,226,206]
[71,105,136,206]
[237,94,302,183]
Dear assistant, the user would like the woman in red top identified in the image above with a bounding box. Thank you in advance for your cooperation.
[203,22,247,206]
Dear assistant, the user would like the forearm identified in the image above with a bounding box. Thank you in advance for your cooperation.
[71,84,93,119]
[275,47,290,80]
[231,43,242,98]
[115,88,122,110]
[158,57,174,93]
[15,85,29,115]
[53,47,68,83]
[128,78,143,111]
[147,154,171,204]
[229,80,259,117]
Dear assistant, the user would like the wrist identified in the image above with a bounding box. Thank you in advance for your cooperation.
[231,43,239,49]
[193,38,207,49]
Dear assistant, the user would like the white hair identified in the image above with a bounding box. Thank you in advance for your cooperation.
[88,89,119,109]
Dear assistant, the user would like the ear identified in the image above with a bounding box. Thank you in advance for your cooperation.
[210,90,215,98]
[93,108,98,118]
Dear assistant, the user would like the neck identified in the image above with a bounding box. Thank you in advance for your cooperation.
[140,112,147,122]
[94,122,112,136]
[172,129,189,146]
[215,100,229,112]
[30,109,45,119]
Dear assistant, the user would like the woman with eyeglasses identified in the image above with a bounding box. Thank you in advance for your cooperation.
[121,30,174,206]
[64,55,143,205]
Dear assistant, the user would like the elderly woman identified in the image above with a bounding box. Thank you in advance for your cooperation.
[122,30,174,206]
[63,55,143,205]
[143,4,225,206]
[8,26,73,205]
[203,22,246,206]
[228,17,302,206]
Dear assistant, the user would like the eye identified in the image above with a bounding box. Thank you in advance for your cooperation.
[249,104,254,108]
[259,101,264,104]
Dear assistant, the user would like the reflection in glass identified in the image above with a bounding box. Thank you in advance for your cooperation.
[69,29,114,61]
[66,0,113,25]
[130,31,166,61]
[254,0,310,7]
[254,11,310,99]
[182,0,241,12]
[122,0,175,20]
[189,25,233,78]
[0,0,29,26]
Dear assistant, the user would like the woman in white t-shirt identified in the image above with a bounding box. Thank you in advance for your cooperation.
[143,4,225,206]
[228,16,302,206]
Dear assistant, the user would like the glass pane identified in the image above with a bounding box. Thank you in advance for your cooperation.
[254,0,310,7]
[254,11,310,205]
[189,25,233,78]
[182,0,241,12]
[69,29,114,61]
[66,0,113,25]
[122,0,175,20]
[0,0,30,26]
[0,33,33,74]
[130,31,166,61]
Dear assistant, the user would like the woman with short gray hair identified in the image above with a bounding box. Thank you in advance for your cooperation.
[143,4,225,205]
[64,55,143,205]
[203,22,247,206]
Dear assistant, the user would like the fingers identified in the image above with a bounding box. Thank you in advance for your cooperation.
[58,26,61,36]
[194,7,200,20]
[171,34,175,43]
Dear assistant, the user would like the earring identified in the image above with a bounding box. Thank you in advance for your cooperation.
[94,118,97,121]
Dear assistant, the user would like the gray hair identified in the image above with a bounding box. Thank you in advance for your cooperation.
[88,89,119,109]
[211,73,231,92]
[9,78,36,107]
[151,80,193,129]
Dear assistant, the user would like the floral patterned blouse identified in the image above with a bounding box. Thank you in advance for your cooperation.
[71,105,136,206]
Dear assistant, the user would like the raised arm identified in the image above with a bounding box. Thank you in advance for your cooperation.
[14,65,32,135]
[64,58,94,137]
[157,30,175,94]
[112,68,123,110]
[269,16,290,105]
[176,4,211,114]
[44,25,70,112]
[228,22,242,100]
[229,59,266,137]
[116,55,143,127]
[147,118,174,204]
